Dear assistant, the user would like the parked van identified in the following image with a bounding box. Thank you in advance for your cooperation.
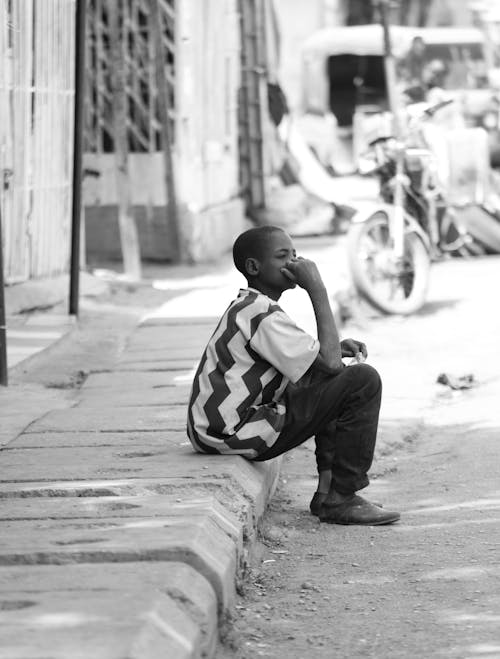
[300,24,491,125]
[299,24,494,170]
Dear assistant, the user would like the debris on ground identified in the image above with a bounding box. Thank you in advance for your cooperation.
[436,372,477,390]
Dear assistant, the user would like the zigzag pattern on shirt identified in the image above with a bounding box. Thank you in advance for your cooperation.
[236,343,276,421]
[187,344,219,453]
[252,400,287,432]
[224,433,269,455]
[203,293,283,444]
[187,300,231,413]
[203,293,258,438]
[187,301,235,454]
[261,371,284,404]
[229,402,286,453]
[188,289,290,456]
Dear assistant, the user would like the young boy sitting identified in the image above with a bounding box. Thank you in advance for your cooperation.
[187,226,400,525]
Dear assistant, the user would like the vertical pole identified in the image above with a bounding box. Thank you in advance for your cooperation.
[377,0,401,136]
[0,203,7,386]
[377,0,405,258]
[69,0,87,316]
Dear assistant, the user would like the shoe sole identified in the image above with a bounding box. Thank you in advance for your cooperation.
[311,501,384,518]
[319,514,400,526]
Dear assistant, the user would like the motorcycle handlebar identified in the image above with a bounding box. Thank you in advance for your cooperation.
[423,98,454,117]
[366,99,455,149]
[367,135,394,148]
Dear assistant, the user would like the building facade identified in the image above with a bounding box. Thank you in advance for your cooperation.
[84,0,276,265]
[0,0,76,283]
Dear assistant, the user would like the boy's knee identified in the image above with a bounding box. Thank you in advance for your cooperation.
[346,363,382,393]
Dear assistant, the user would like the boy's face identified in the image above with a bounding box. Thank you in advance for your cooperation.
[246,230,297,299]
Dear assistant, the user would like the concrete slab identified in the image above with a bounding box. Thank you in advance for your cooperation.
[24,404,186,433]
[0,446,280,518]
[0,562,217,659]
[10,430,185,448]
[0,444,198,480]
[0,515,236,609]
[125,335,208,351]
[126,325,213,348]
[0,479,142,498]
[0,384,74,448]
[123,345,199,359]
[81,371,194,390]
[114,359,196,372]
[0,593,199,659]
[132,459,281,530]
[6,315,76,369]
[0,494,243,549]
[122,346,205,359]
[78,386,190,407]
[139,316,219,327]
[0,477,252,533]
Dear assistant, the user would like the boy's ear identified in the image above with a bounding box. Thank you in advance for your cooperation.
[245,257,260,277]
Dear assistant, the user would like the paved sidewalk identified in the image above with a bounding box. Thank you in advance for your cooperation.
[4,271,108,374]
[5,313,76,369]
[0,311,281,658]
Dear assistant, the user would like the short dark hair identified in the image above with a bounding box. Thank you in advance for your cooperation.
[233,225,284,276]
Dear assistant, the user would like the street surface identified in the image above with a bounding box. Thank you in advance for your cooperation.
[217,252,500,659]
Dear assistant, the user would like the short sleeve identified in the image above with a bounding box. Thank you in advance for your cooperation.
[250,310,319,383]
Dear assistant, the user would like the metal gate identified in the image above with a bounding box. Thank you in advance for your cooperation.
[0,0,76,283]
[84,0,176,156]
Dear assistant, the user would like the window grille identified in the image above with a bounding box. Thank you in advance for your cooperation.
[84,0,176,154]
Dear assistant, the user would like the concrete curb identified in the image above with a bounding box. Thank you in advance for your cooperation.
[0,563,219,658]
[0,315,281,658]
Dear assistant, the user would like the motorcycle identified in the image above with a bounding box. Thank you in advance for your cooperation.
[347,99,500,315]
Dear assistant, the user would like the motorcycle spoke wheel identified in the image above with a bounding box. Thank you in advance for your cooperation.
[348,211,431,315]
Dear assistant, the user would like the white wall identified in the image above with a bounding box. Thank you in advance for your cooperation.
[273,0,326,110]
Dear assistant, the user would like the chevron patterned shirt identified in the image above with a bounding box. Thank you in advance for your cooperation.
[187,288,320,458]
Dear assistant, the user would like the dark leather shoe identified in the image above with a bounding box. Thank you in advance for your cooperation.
[319,495,400,526]
[310,491,383,517]
[310,491,328,516]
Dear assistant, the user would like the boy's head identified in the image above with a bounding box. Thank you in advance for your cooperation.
[232,226,296,299]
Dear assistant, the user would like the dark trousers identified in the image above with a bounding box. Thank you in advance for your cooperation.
[252,363,382,495]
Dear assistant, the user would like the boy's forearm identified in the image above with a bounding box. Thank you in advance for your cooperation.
[309,285,343,370]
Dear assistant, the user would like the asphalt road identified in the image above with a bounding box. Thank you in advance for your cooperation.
[217,253,500,659]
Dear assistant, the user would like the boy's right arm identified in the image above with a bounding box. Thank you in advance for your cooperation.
[282,258,343,375]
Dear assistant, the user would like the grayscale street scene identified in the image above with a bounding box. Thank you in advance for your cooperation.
[1,1,500,658]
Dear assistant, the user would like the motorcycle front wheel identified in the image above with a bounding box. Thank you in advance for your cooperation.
[347,211,431,315]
